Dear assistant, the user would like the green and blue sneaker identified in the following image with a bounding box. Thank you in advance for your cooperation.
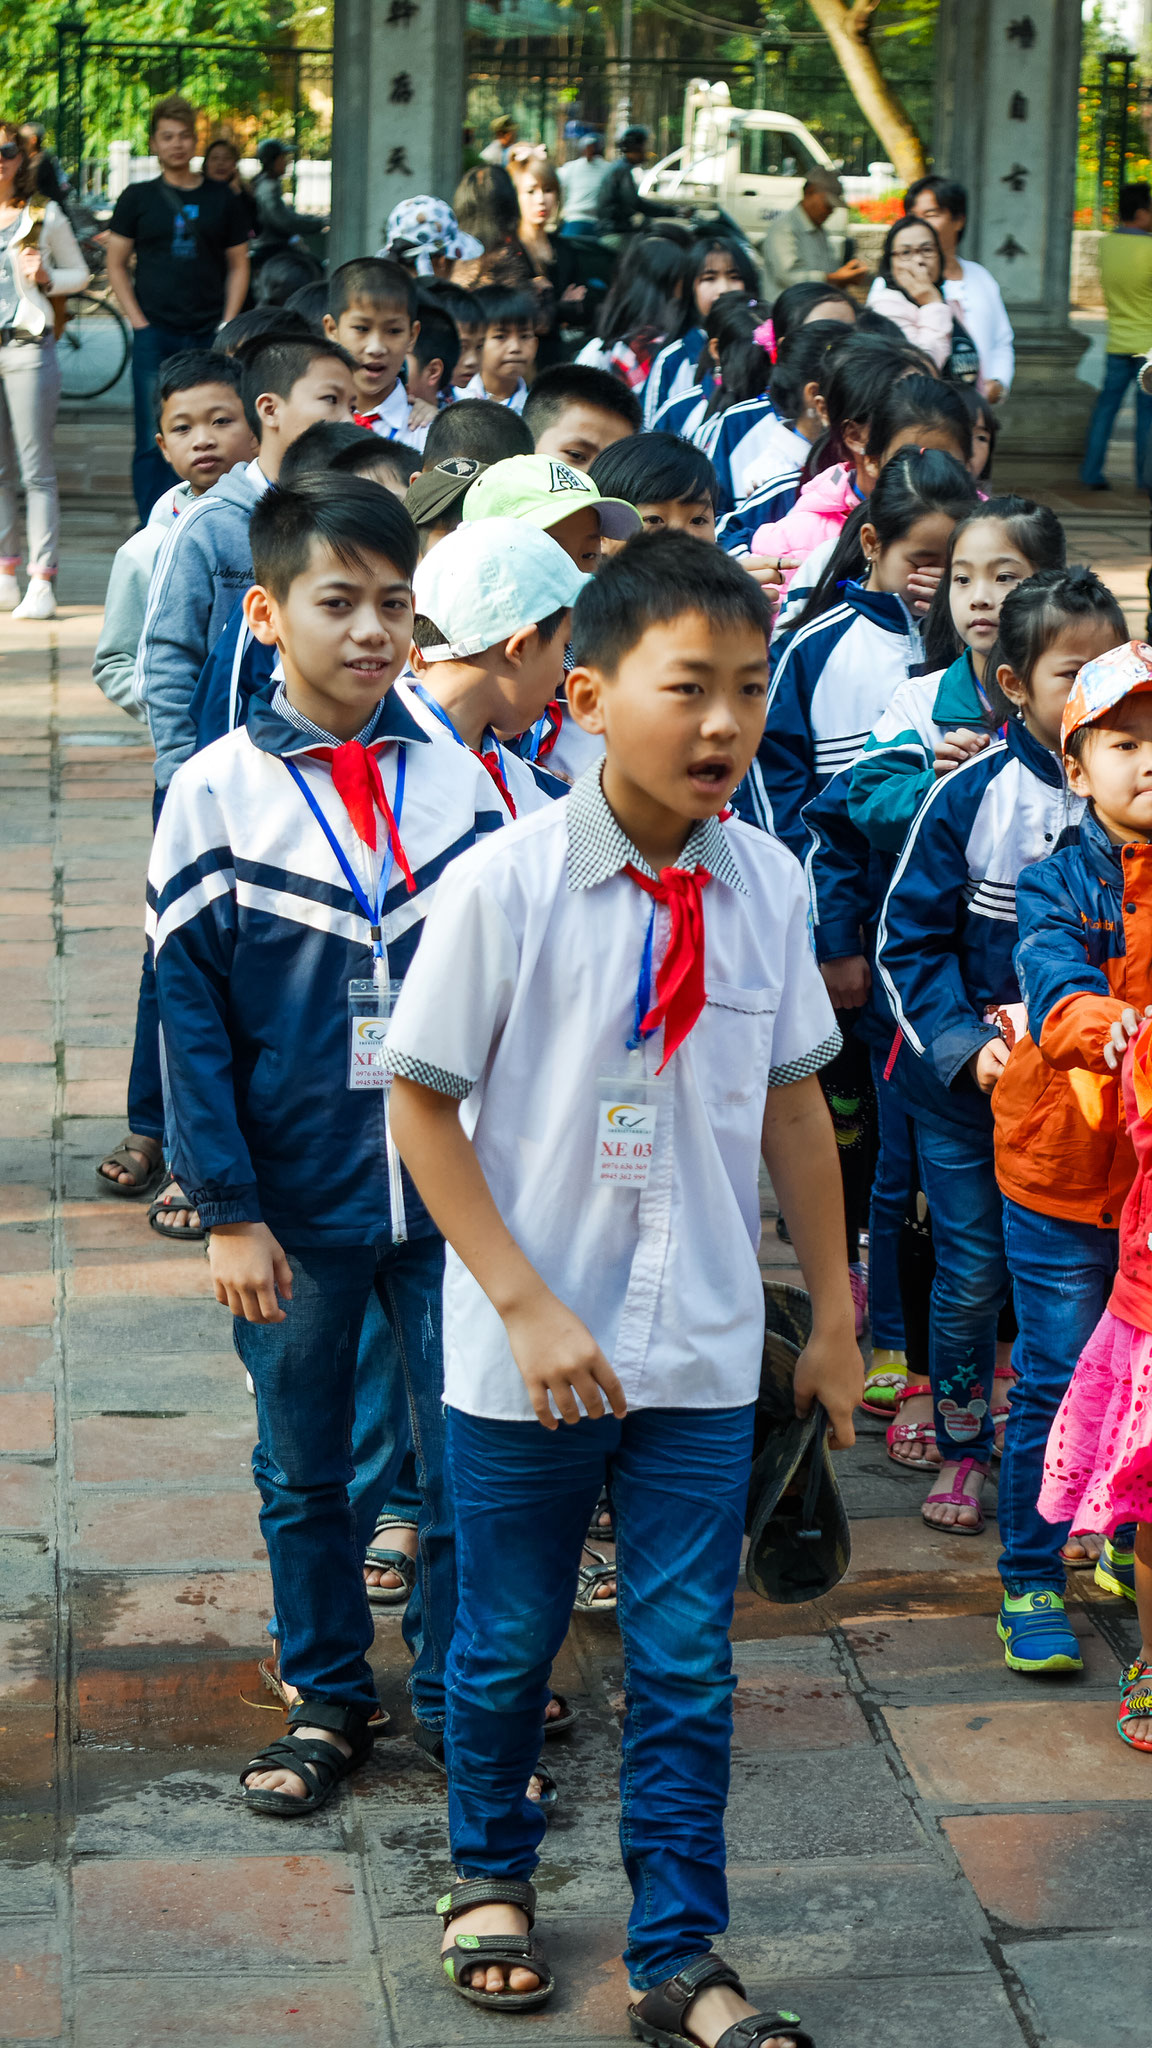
[997,1590,1083,1674]
[1095,1539,1137,1601]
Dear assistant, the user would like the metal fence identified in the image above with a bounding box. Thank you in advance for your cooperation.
[52,18,931,199]
[55,22,333,192]
[1077,49,1152,227]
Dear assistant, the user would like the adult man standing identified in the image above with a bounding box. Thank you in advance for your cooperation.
[761,169,867,299]
[1080,181,1152,491]
[107,96,250,521]
[596,126,678,244]
[903,173,1014,402]
[557,133,609,236]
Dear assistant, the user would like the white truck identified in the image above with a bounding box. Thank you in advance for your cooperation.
[638,78,895,253]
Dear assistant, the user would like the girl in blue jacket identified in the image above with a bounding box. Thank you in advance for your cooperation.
[754,447,978,1336]
[642,234,759,425]
[875,569,1127,1538]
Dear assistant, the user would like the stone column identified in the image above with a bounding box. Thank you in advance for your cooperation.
[934,0,1092,456]
[330,0,468,270]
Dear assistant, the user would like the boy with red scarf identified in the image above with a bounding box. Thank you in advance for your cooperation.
[385,532,861,2047]
[147,474,506,1811]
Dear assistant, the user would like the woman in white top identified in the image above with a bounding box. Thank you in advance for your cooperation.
[0,123,87,618]
[899,173,1015,401]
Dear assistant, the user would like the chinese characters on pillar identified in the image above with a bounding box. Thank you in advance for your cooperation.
[385,0,420,188]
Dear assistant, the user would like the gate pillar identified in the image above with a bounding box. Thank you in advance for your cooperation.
[330,0,468,269]
[934,0,1093,457]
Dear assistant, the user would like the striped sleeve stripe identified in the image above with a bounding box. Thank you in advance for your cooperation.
[151,867,234,954]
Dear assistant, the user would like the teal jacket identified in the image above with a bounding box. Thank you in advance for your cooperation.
[846,651,993,855]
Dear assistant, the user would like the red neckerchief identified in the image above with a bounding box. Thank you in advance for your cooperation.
[303,739,416,893]
[478,744,516,818]
[624,861,711,1071]
[353,410,380,428]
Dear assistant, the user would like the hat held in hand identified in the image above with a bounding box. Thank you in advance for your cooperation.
[744,1282,851,1605]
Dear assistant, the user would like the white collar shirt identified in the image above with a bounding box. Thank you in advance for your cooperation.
[395,677,556,818]
[460,371,529,413]
[385,762,840,1420]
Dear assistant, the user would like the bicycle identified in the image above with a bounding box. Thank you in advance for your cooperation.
[55,213,132,401]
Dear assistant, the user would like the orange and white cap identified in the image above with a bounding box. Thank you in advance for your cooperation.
[1060,639,1152,751]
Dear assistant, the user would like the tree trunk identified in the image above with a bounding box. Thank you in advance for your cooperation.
[804,0,928,184]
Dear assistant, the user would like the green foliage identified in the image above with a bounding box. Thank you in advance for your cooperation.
[0,0,332,157]
[713,0,934,170]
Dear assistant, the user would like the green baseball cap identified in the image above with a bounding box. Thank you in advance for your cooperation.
[462,452,642,541]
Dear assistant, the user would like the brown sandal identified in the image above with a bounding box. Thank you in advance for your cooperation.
[96,1133,163,1198]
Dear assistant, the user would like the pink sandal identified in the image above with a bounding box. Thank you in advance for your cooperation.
[886,1385,938,1470]
[921,1457,988,1536]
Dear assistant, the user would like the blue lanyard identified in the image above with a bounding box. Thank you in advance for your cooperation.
[283,747,406,960]
[626,901,657,1052]
[411,682,510,784]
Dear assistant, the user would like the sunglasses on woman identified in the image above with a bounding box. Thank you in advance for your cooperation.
[0,143,21,160]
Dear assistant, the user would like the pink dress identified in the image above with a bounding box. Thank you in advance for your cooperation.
[1038,1311,1152,1532]
[1039,1033,1152,1533]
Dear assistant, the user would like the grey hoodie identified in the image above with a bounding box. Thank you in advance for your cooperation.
[92,481,195,723]
[135,460,267,786]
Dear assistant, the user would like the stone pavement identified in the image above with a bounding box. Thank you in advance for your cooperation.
[1,497,1151,2048]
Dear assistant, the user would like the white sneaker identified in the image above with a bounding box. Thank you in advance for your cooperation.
[12,578,56,620]
[0,572,18,611]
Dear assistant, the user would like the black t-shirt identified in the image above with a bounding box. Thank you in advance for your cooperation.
[110,176,249,330]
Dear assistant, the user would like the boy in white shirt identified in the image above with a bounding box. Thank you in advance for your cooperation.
[386,531,860,2045]
[402,516,581,816]
[459,284,538,411]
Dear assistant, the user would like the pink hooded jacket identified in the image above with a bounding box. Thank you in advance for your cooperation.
[868,283,955,369]
[751,462,863,588]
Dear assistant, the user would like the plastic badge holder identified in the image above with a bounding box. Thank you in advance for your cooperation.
[594,1047,669,1191]
[348,977,404,1090]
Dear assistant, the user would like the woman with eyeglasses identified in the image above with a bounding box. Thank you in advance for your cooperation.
[0,123,86,618]
[867,216,980,387]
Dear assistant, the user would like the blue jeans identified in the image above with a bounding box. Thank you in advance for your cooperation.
[869,1049,913,1351]
[234,1236,451,1725]
[130,322,217,521]
[913,1118,1007,1464]
[266,1289,423,1639]
[127,785,166,1143]
[999,1200,1130,1591]
[1080,352,1152,490]
[444,1401,754,1989]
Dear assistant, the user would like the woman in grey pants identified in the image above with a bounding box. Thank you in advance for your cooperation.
[0,123,87,620]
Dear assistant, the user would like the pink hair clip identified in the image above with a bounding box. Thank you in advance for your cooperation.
[753,318,777,362]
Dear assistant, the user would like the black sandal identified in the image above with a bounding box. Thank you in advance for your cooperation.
[629,1954,814,2048]
[575,1543,618,1614]
[543,1691,577,1737]
[148,1174,206,1242]
[240,1697,373,1816]
[588,1486,615,1541]
[364,1517,417,1608]
[412,1724,559,1813]
[437,1876,554,2011]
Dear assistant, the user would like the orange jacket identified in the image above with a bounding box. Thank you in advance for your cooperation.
[992,817,1152,1228]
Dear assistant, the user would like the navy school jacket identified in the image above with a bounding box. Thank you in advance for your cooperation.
[875,717,1086,1134]
[147,690,506,1244]
[188,593,277,754]
[749,580,924,863]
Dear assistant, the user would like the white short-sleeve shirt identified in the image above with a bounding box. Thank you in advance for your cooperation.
[385,763,839,1420]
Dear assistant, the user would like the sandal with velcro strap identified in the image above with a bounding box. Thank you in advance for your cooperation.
[575,1542,618,1614]
[437,1876,555,2011]
[629,1953,814,2048]
[364,1517,417,1608]
[240,1695,374,1815]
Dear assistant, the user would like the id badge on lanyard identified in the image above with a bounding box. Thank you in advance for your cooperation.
[348,976,404,1089]
[594,901,669,1190]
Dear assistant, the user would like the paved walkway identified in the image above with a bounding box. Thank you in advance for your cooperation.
[1,496,1150,2048]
